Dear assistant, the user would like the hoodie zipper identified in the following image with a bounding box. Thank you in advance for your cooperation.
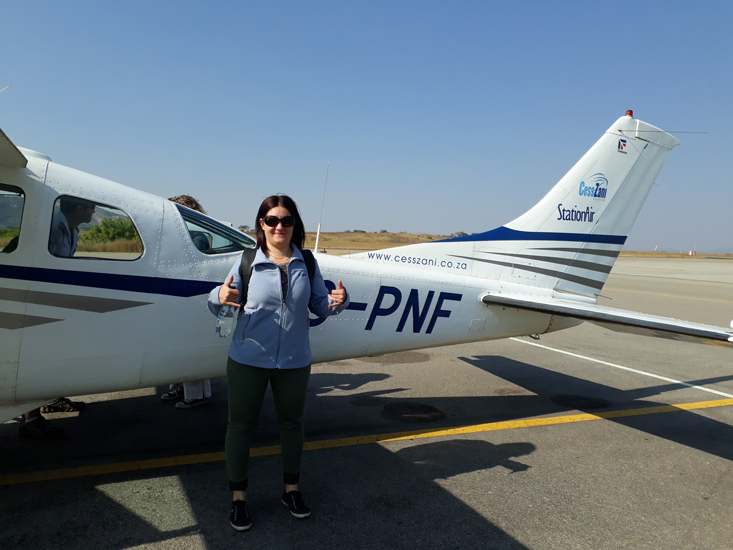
[274,261,289,369]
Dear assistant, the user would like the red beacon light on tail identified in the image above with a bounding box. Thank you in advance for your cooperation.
[625,110,634,117]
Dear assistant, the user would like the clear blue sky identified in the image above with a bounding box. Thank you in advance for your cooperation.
[1,1,731,252]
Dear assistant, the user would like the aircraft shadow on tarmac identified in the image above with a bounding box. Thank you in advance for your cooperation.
[6,355,733,548]
[4,357,733,472]
[1,392,537,549]
[461,355,733,464]
[311,371,392,394]
[0,372,393,471]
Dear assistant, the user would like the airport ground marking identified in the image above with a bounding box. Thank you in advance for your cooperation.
[3,398,733,487]
[604,287,733,305]
[510,337,733,398]
[706,340,733,348]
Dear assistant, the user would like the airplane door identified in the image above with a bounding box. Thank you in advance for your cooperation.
[0,182,30,404]
[0,281,26,405]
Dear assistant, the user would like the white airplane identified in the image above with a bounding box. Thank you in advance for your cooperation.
[1,111,731,424]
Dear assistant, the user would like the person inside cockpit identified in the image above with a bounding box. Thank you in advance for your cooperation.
[48,197,96,257]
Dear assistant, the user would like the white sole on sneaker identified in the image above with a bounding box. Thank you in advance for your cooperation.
[175,398,208,409]
[160,393,183,401]
[281,498,311,518]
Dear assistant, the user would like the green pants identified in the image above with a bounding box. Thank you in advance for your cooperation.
[226,357,311,491]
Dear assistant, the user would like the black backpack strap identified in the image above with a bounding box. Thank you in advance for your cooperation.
[301,249,316,286]
[238,248,316,309]
[237,248,257,309]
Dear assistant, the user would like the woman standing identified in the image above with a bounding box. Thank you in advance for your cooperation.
[208,194,348,531]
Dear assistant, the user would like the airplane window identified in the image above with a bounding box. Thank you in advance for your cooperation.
[48,196,144,260]
[175,204,255,254]
[0,184,24,254]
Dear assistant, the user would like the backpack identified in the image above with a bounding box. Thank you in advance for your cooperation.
[237,248,316,308]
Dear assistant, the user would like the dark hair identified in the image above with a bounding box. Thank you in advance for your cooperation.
[168,195,205,214]
[255,194,306,253]
[59,196,95,215]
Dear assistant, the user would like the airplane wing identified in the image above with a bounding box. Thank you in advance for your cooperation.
[0,128,28,168]
[480,292,733,347]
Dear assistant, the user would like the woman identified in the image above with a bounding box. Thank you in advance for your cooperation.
[208,194,348,531]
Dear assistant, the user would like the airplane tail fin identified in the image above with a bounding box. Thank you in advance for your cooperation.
[353,112,680,297]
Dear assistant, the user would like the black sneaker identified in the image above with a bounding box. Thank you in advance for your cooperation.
[175,397,208,409]
[18,416,65,439]
[281,490,311,519]
[160,388,184,401]
[230,500,252,531]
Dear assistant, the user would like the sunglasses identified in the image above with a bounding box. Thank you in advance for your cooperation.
[262,215,295,228]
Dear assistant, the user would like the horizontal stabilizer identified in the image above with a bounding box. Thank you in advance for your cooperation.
[480,292,733,347]
[0,128,27,168]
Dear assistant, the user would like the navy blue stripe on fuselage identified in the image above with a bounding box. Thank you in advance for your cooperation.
[0,265,218,298]
[437,226,627,245]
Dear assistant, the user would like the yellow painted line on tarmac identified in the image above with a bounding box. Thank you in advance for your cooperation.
[605,287,733,305]
[3,398,733,486]
[706,340,733,348]
[0,451,226,487]
[303,398,733,448]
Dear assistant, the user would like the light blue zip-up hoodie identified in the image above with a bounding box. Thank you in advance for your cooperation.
[208,245,349,369]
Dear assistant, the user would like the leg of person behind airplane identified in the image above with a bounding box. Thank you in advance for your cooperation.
[175,379,212,408]
[160,384,184,401]
[185,379,212,399]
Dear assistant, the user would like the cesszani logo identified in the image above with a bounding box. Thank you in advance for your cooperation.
[578,173,608,201]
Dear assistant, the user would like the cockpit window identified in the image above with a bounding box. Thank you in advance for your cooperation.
[48,196,144,260]
[0,183,24,254]
[175,204,255,254]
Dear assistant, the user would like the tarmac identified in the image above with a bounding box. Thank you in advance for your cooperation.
[1,256,732,550]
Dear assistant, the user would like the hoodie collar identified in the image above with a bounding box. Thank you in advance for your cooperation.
[252,243,304,266]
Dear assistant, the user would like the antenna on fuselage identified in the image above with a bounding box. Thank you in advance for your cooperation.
[314,162,330,253]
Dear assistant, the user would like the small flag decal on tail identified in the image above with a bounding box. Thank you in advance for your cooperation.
[618,139,627,154]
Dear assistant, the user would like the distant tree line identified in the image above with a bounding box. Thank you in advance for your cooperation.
[233,224,474,238]
[79,218,140,243]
